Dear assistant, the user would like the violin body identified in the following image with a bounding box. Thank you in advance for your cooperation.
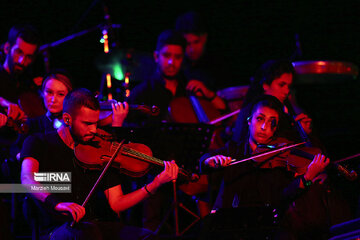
[250,141,356,180]
[74,129,152,177]
[74,128,192,179]
[248,140,315,175]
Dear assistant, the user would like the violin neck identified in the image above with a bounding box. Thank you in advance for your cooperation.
[122,146,164,167]
[121,145,191,178]
[100,102,137,111]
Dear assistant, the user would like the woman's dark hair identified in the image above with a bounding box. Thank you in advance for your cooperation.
[244,59,295,106]
[233,94,286,143]
[249,95,284,118]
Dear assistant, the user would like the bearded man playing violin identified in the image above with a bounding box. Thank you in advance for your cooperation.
[199,95,331,239]
[20,88,179,240]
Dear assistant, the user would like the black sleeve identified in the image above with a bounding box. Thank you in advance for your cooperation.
[282,175,306,201]
[20,134,45,163]
[101,168,124,192]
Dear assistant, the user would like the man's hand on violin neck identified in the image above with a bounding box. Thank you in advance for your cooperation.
[55,202,85,223]
[156,160,179,185]
[305,154,330,181]
[205,155,232,168]
[111,101,129,127]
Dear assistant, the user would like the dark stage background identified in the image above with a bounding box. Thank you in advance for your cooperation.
[1,0,359,160]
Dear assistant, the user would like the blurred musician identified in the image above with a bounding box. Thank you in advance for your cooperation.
[127,29,225,127]
[0,24,42,122]
[175,11,230,97]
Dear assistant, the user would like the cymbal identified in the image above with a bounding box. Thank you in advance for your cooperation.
[292,61,359,77]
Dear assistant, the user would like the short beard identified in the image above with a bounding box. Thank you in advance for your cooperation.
[6,56,24,76]
[69,127,84,145]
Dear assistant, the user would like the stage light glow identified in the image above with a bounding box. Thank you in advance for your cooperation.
[113,64,124,80]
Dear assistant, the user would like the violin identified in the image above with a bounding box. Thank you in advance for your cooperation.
[290,146,357,181]
[73,128,192,179]
[229,141,357,180]
[229,141,307,173]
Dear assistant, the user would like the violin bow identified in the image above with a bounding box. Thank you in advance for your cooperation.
[229,141,306,166]
[70,139,125,228]
[209,109,241,125]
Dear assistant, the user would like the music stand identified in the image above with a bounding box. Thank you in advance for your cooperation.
[149,122,214,236]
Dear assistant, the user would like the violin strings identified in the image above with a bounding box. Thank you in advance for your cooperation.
[110,142,163,165]
[122,146,164,166]
[111,143,190,177]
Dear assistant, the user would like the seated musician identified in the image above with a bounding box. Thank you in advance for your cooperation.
[126,29,226,231]
[232,59,315,146]
[127,29,225,127]
[16,70,128,159]
[199,95,330,239]
[20,88,179,239]
[0,24,42,176]
[0,24,41,122]
[175,11,231,92]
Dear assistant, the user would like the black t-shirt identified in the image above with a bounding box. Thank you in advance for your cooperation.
[21,131,123,230]
[26,114,54,134]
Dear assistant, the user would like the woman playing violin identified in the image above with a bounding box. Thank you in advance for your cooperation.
[21,88,179,239]
[23,69,128,134]
[200,95,330,239]
[232,59,315,146]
